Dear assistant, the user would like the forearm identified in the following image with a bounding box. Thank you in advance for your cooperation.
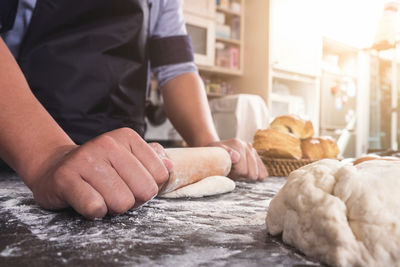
[0,37,74,186]
[160,72,268,180]
[161,72,219,147]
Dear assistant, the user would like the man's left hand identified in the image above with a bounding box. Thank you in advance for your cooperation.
[208,139,268,181]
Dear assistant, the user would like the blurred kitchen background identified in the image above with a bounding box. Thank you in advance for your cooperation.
[145,0,400,158]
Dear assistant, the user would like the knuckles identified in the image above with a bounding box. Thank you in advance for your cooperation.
[229,138,243,148]
[150,142,163,150]
[148,142,166,158]
[47,129,169,217]
[91,134,120,152]
[68,149,95,167]
[116,127,140,139]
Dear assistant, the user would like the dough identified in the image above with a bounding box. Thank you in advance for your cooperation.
[160,176,235,198]
[266,159,400,267]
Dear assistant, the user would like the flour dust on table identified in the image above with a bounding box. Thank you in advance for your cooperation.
[266,159,400,267]
[1,173,325,266]
[159,175,235,198]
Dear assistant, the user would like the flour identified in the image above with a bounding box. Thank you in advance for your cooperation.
[0,245,21,257]
[0,176,321,266]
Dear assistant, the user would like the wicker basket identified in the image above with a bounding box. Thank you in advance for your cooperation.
[258,152,315,177]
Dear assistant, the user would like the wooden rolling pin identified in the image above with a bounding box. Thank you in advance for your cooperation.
[158,147,232,194]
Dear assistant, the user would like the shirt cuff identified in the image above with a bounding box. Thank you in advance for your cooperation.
[152,61,198,88]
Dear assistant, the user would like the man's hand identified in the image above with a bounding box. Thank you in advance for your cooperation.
[160,73,268,181]
[27,128,171,219]
[208,139,268,181]
[0,39,171,218]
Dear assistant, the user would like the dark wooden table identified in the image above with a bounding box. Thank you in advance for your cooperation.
[0,172,323,267]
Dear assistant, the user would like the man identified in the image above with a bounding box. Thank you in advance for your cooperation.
[0,0,268,219]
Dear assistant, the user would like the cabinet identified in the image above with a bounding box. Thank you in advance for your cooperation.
[183,0,244,95]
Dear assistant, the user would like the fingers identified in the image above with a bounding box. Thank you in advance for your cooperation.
[210,138,269,181]
[80,164,135,215]
[31,128,173,219]
[226,146,241,164]
[256,151,269,180]
[66,141,135,215]
[245,142,269,181]
[148,142,173,172]
[84,130,168,210]
[210,142,241,164]
[148,142,165,156]
[57,170,107,219]
[230,141,248,180]
[245,143,259,180]
[59,129,169,217]
[104,128,170,186]
[107,144,159,208]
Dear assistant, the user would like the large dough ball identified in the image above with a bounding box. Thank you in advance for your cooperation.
[266,159,400,267]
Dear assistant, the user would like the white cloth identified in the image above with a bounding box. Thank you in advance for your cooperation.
[209,94,270,143]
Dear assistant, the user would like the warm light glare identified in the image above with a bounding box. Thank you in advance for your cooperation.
[320,0,386,48]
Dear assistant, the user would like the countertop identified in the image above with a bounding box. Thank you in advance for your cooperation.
[0,172,323,267]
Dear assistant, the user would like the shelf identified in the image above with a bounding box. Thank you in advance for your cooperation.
[198,65,243,76]
[216,6,241,16]
[216,37,241,46]
[321,69,357,80]
[206,92,229,98]
[272,68,319,84]
[272,64,320,79]
[323,37,359,55]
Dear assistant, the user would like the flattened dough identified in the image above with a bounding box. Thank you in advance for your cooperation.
[160,176,235,198]
[266,159,400,267]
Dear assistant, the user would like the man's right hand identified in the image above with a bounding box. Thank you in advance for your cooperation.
[27,128,171,219]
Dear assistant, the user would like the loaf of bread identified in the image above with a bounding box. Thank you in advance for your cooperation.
[301,136,340,160]
[269,114,314,139]
[253,128,302,160]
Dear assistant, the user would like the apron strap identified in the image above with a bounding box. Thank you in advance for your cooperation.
[0,0,19,33]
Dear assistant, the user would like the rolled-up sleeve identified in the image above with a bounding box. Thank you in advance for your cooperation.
[149,0,198,87]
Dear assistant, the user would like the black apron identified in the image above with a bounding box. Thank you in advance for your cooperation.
[18,0,150,144]
[0,0,19,33]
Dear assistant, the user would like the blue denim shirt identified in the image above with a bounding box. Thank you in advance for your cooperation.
[1,0,197,87]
